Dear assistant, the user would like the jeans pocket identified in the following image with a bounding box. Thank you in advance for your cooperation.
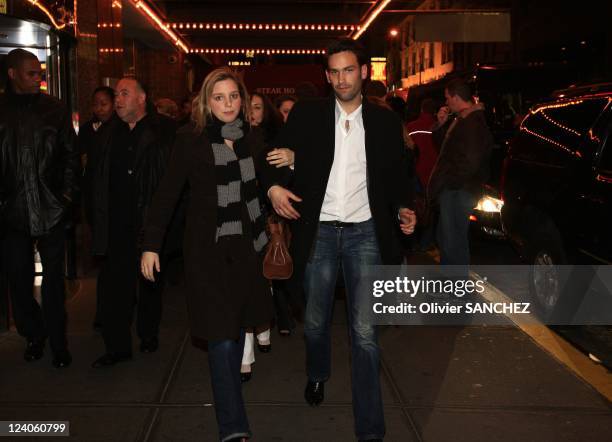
[353,218,376,236]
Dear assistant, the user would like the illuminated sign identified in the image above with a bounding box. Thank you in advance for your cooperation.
[0,0,7,14]
[255,87,296,95]
[370,57,387,83]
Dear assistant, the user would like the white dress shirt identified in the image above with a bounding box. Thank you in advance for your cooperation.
[319,99,372,222]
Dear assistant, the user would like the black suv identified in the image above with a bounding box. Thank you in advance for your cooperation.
[501,84,612,263]
[500,84,612,313]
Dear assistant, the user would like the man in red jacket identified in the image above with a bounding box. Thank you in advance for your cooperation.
[406,98,439,251]
[406,98,438,190]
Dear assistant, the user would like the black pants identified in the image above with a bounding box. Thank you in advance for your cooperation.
[272,281,295,331]
[97,232,163,354]
[1,223,67,352]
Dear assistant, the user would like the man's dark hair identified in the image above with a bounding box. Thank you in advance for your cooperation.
[6,49,38,72]
[445,79,474,103]
[420,98,437,115]
[275,94,297,108]
[386,96,406,120]
[93,86,115,102]
[365,80,387,98]
[325,38,369,67]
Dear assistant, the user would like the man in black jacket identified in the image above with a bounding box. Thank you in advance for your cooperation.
[428,79,493,265]
[89,77,177,368]
[262,39,416,442]
[0,49,78,368]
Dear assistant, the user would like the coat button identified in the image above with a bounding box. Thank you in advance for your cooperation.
[127,169,133,175]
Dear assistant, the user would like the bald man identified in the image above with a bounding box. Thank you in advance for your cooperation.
[88,77,177,367]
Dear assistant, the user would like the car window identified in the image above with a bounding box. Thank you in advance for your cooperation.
[521,98,608,153]
[546,98,608,133]
[599,129,612,175]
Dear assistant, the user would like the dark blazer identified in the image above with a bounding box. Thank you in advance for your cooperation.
[260,96,414,302]
[428,108,493,203]
[90,112,177,255]
[142,124,273,341]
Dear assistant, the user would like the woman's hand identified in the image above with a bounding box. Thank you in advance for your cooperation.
[141,251,160,282]
[266,148,295,168]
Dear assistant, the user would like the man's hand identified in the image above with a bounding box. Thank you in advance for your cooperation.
[399,208,417,236]
[141,251,160,282]
[268,185,302,220]
[266,148,295,168]
[437,106,450,126]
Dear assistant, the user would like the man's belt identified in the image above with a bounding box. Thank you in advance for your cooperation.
[320,220,355,228]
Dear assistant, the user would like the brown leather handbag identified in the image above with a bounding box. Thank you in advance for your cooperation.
[263,216,293,280]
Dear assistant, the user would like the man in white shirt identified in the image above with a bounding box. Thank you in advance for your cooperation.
[263,38,416,442]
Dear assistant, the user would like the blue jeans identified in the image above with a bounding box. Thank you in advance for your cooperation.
[303,218,385,440]
[437,189,478,266]
[208,330,251,441]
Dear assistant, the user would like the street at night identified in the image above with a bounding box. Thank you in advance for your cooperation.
[1,1,611,441]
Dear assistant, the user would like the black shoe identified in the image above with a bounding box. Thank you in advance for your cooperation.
[304,380,325,406]
[140,337,159,353]
[24,338,46,362]
[52,349,72,368]
[91,352,132,368]
[240,372,252,383]
[257,343,271,353]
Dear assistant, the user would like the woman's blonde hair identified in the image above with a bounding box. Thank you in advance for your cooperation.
[192,68,250,133]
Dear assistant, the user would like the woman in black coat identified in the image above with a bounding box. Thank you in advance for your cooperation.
[79,86,117,225]
[140,68,273,442]
[239,91,285,383]
[78,86,117,329]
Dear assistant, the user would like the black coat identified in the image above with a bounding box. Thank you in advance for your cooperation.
[90,113,177,255]
[260,96,414,303]
[428,109,493,202]
[80,114,119,225]
[0,92,79,236]
[142,124,273,341]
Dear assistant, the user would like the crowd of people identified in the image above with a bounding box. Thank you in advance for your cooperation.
[0,37,492,442]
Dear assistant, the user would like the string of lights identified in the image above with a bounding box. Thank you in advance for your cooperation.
[351,0,391,40]
[27,0,68,30]
[190,48,326,55]
[540,110,582,137]
[520,126,577,156]
[131,0,189,53]
[169,23,359,32]
[530,99,584,112]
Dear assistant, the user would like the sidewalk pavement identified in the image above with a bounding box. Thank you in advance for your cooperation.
[1,272,611,442]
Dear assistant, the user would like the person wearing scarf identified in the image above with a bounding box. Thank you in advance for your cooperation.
[140,68,273,442]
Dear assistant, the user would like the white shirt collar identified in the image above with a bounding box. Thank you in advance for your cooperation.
[335,98,363,127]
